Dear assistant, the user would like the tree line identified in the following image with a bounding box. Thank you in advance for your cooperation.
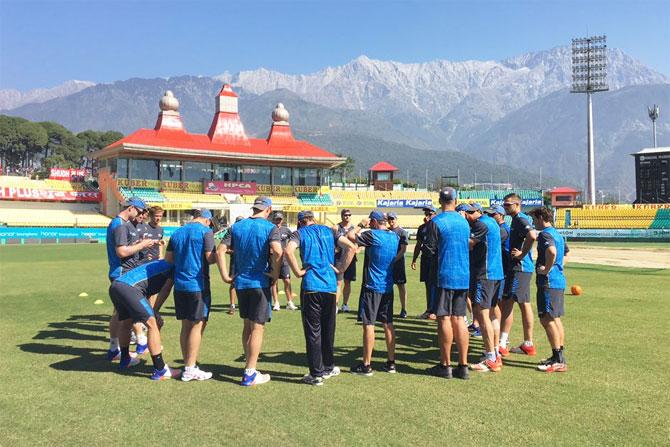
[0,115,123,178]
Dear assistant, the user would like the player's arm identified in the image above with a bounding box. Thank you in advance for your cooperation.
[347,218,369,243]
[411,227,424,269]
[153,277,174,312]
[114,225,155,258]
[203,231,217,265]
[267,227,283,281]
[511,218,537,260]
[537,245,557,275]
[216,230,233,283]
[335,234,357,273]
[563,241,570,266]
[469,220,487,250]
[285,239,307,277]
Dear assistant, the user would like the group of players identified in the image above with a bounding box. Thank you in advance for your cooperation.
[104,188,569,385]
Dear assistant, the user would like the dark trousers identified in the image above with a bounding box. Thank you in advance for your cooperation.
[300,290,337,377]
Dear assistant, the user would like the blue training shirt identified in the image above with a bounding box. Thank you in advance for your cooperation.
[426,211,470,290]
[106,216,125,280]
[116,260,174,297]
[166,222,215,293]
[470,214,504,281]
[290,224,338,293]
[509,211,535,273]
[357,229,399,294]
[223,217,281,290]
[536,226,569,290]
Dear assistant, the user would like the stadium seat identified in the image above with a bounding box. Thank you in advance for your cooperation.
[0,201,110,227]
[554,207,657,229]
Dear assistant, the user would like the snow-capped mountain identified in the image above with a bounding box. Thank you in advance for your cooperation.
[0,80,95,110]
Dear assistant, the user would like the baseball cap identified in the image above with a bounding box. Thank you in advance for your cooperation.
[422,205,437,214]
[369,210,386,222]
[252,196,272,210]
[456,203,475,213]
[125,197,147,211]
[235,215,245,222]
[439,187,457,202]
[193,208,213,219]
[387,212,398,220]
[485,205,505,215]
[297,210,314,221]
[273,211,284,220]
[469,202,484,213]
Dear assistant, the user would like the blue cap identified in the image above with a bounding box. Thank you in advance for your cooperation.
[125,197,147,211]
[199,209,213,219]
[369,210,386,222]
[469,202,484,212]
[485,205,505,215]
[387,212,398,220]
[252,196,272,210]
[456,203,475,213]
[422,205,437,213]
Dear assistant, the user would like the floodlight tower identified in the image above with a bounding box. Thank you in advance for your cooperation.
[571,35,609,205]
[648,104,660,148]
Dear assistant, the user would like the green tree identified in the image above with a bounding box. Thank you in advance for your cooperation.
[38,121,85,169]
[0,115,48,173]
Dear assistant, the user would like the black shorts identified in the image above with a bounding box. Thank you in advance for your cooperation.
[109,282,155,323]
[434,289,468,317]
[537,286,565,318]
[503,270,532,303]
[393,259,407,285]
[419,256,432,283]
[279,263,291,280]
[238,287,272,324]
[342,258,356,282]
[174,290,211,322]
[358,287,393,325]
[469,279,501,310]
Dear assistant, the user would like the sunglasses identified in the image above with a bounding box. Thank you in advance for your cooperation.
[503,202,519,207]
[343,214,351,217]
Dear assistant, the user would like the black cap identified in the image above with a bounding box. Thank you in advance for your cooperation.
[439,187,457,202]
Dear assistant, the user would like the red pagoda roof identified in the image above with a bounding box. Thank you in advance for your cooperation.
[369,161,399,172]
[98,85,341,162]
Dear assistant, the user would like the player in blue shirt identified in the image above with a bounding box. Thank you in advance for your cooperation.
[105,198,157,361]
[217,197,282,387]
[347,210,401,376]
[109,260,180,380]
[424,188,471,380]
[528,207,570,373]
[500,193,538,357]
[166,209,218,382]
[284,210,357,385]
[463,204,505,373]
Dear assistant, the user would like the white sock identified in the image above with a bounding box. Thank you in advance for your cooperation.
[137,335,148,345]
[500,332,509,347]
[486,352,496,362]
[109,337,120,351]
[185,365,196,372]
[524,340,534,347]
[245,368,256,376]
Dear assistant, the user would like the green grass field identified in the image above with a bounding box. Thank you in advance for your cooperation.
[1,244,669,446]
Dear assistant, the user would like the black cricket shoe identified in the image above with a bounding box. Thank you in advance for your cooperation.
[381,360,397,373]
[427,363,452,379]
[453,364,470,380]
[351,363,373,376]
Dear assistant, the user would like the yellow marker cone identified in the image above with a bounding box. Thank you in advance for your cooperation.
[78,292,89,297]
[94,299,104,305]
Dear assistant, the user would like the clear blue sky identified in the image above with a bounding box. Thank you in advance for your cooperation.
[1,0,668,91]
